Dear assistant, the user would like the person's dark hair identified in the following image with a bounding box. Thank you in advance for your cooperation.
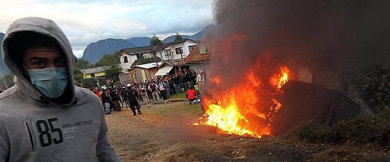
[8,31,62,64]
[190,86,194,90]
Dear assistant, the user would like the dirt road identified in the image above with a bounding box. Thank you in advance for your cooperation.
[105,102,390,162]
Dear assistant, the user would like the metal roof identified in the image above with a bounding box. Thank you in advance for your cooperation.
[185,44,211,63]
[120,39,197,55]
[122,45,156,54]
[134,62,162,69]
[80,66,109,74]
[155,65,173,76]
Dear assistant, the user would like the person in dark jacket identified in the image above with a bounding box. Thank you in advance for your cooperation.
[145,81,153,102]
[173,74,180,92]
[109,88,121,111]
[168,75,176,95]
[126,84,141,116]
[120,86,129,108]
[178,72,185,91]
[101,89,111,115]
[148,81,160,102]
[190,69,197,87]
[183,68,191,90]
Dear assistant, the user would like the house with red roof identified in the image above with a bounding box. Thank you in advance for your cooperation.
[184,42,211,72]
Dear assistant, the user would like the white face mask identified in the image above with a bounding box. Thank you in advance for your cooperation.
[28,67,68,98]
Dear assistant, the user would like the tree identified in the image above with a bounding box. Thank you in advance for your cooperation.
[92,52,123,84]
[104,64,122,78]
[74,58,90,70]
[73,68,84,80]
[174,33,183,42]
[73,58,90,86]
[138,57,161,64]
[93,54,120,67]
[150,34,163,46]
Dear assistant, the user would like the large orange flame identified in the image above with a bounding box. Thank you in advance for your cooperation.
[195,66,289,138]
[270,66,289,89]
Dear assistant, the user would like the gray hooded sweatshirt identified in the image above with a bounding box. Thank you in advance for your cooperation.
[0,17,121,162]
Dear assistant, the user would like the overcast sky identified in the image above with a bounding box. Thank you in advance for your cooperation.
[0,0,215,57]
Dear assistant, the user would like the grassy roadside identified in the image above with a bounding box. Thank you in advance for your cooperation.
[169,92,187,100]
[143,101,203,117]
[168,90,201,101]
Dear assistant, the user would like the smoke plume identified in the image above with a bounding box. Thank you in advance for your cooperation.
[204,0,390,92]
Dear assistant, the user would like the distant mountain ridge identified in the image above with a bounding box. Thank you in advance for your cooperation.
[163,35,192,43]
[0,33,9,75]
[126,37,151,47]
[81,25,215,64]
[163,25,215,43]
[191,24,214,40]
[81,38,135,64]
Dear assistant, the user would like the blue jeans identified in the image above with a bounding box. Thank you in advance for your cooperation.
[104,102,111,114]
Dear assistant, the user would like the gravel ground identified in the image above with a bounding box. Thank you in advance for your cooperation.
[105,102,390,162]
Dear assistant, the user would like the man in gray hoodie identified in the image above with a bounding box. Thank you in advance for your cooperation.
[0,17,121,161]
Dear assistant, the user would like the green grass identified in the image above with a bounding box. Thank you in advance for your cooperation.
[182,104,203,115]
[169,92,187,100]
[169,90,201,100]
[145,102,203,117]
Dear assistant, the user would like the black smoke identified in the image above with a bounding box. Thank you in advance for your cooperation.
[204,0,390,92]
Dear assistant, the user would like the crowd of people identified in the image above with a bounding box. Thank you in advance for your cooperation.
[91,67,206,116]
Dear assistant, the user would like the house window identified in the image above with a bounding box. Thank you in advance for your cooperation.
[175,47,183,54]
[164,49,172,60]
[199,43,208,54]
[189,45,196,53]
[123,56,128,63]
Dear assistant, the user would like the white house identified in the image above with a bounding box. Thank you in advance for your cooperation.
[118,46,157,73]
[118,39,198,73]
[156,39,198,61]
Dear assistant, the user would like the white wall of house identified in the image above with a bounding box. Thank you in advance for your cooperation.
[119,52,137,73]
[142,52,154,59]
[159,40,198,61]
[157,49,172,61]
[171,43,185,60]
[119,40,197,72]
[184,40,198,56]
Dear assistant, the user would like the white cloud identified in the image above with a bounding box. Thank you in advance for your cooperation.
[0,0,215,58]
[73,50,84,58]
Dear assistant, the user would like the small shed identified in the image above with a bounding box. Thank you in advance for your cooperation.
[80,66,108,79]
[129,62,161,83]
